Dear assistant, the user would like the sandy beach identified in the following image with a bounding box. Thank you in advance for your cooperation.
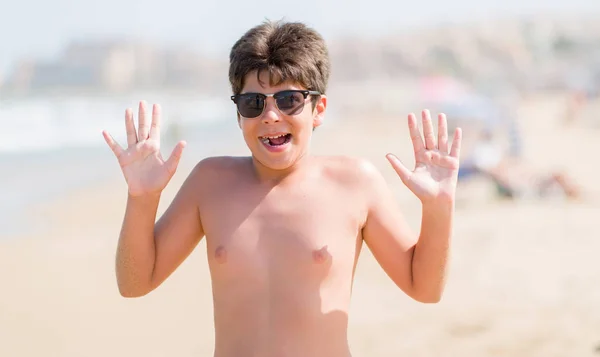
[1,93,599,357]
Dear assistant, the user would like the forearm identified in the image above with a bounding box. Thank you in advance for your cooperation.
[115,193,161,297]
[411,200,454,302]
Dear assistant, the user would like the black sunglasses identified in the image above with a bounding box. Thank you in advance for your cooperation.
[231,90,321,118]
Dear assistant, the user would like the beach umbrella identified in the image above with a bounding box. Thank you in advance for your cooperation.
[417,76,512,127]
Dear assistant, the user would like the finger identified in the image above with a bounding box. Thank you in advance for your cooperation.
[137,101,149,141]
[165,141,187,175]
[439,155,460,170]
[149,104,161,140]
[438,113,449,154]
[408,113,425,157]
[422,109,436,150]
[102,130,123,157]
[449,128,462,159]
[125,108,137,147]
[386,153,412,184]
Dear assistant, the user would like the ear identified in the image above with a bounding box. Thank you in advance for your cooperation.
[312,95,327,129]
[237,113,242,129]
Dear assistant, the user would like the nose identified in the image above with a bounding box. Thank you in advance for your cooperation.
[261,97,281,124]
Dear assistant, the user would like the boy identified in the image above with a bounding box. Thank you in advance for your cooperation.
[102,20,462,357]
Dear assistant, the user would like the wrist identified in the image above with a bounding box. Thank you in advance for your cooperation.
[421,198,455,224]
[421,196,454,212]
[127,191,162,203]
[420,199,454,242]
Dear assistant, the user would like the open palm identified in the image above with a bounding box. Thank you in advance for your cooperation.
[387,110,462,204]
[102,101,186,197]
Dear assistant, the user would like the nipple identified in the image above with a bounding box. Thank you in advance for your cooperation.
[214,246,227,263]
[312,246,331,264]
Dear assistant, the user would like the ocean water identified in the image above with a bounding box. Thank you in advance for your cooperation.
[0,94,244,237]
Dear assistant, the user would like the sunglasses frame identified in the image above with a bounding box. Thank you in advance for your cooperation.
[231,90,322,118]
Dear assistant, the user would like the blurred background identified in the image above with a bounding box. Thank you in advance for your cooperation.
[1,0,599,356]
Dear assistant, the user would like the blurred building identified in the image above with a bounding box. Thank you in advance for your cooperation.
[1,15,599,98]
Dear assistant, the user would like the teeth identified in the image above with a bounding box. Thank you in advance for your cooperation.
[262,134,287,139]
[260,133,290,146]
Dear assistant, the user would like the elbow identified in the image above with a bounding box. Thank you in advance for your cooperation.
[413,293,442,304]
[118,288,149,298]
[115,265,156,298]
[396,277,444,304]
[116,278,153,298]
[408,286,444,304]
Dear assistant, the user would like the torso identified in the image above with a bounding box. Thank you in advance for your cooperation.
[197,156,368,357]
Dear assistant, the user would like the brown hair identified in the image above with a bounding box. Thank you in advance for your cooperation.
[228,20,330,98]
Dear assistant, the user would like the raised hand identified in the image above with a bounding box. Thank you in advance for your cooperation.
[386,110,462,204]
[102,101,186,197]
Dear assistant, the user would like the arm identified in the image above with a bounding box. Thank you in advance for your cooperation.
[115,163,204,297]
[411,201,453,302]
[363,110,461,303]
[103,101,202,298]
[361,165,453,303]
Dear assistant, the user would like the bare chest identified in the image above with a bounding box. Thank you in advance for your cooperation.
[200,187,365,283]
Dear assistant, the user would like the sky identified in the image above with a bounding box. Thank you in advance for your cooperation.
[0,0,599,74]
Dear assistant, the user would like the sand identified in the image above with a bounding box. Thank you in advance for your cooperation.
[1,93,599,357]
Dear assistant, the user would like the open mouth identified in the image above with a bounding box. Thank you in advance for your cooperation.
[259,133,292,147]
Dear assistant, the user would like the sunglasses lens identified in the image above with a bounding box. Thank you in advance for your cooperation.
[237,94,264,118]
[275,91,306,115]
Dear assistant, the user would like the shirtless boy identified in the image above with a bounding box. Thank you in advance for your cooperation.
[102,20,462,357]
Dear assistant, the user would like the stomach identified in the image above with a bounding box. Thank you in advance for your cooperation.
[210,265,354,357]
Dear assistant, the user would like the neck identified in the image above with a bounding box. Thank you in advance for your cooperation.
[250,152,312,185]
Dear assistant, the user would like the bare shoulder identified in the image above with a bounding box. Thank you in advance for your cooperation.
[316,156,388,226]
[193,156,248,174]
[191,156,249,179]
[317,155,384,188]
[182,156,250,193]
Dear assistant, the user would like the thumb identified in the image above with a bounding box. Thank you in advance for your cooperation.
[165,141,187,175]
[386,153,411,184]
[102,130,123,158]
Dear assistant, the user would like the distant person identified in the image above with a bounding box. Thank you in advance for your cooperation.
[460,129,580,200]
[102,20,463,356]
[564,90,588,125]
[564,73,599,126]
